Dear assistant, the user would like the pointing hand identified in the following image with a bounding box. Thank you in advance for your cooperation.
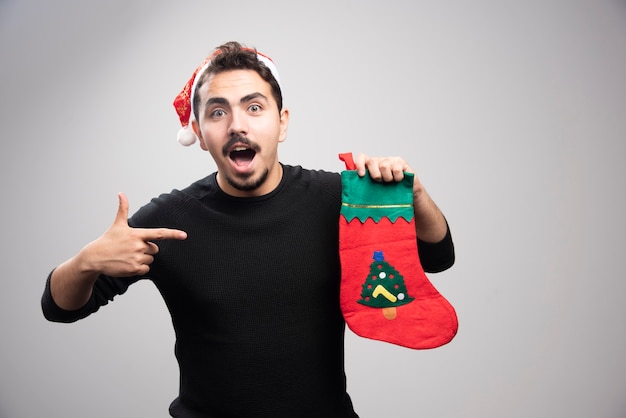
[82,193,187,277]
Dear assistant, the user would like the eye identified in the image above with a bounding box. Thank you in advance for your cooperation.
[210,109,226,118]
[248,104,262,113]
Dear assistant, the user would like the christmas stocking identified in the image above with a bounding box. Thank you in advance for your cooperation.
[338,153,458,349]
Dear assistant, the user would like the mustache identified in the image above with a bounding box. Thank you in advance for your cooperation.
[222,134,260,157]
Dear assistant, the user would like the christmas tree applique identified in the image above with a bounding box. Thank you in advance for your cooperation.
[358,251,414,320]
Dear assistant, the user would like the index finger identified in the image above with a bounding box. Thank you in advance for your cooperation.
[137,227,188,241]
[354,153,369,177]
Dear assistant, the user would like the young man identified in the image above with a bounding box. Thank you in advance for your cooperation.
[42,42,455,417]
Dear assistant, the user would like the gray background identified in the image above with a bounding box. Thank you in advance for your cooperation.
[1,0,625,417]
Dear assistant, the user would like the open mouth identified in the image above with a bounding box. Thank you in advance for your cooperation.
[229,146,256,167]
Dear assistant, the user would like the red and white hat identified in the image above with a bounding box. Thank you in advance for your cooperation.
[172,48,282,146]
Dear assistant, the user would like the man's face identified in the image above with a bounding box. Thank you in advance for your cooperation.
[193,69,289,197]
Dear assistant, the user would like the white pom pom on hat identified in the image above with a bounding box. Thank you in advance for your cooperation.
[172,47,282,146]
[176,124,198,146]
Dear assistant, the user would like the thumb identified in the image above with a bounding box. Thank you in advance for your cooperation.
[114,192,130,225]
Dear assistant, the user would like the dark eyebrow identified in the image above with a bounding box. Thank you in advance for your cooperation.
[204,93,268,110]
[240,92,268,104]
[204,97,229,108]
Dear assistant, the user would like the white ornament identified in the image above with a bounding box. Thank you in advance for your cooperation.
[398,293,405,300]
[379,272,387,279]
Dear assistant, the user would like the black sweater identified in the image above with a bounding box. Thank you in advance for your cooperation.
[42,165,454,418]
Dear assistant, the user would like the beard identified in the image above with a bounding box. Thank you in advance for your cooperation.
[220,133,268,192]
[224,167,270,192]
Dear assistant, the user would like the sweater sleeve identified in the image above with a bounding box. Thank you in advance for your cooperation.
[41,189,175,323]
[417,221,455,273]
[41,270,140,323]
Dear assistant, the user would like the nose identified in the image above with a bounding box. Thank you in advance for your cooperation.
[228,108,248,136]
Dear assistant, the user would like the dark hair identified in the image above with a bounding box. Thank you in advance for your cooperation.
[192,41,283,119]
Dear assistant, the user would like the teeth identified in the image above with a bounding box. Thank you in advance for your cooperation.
[233,146,248,151]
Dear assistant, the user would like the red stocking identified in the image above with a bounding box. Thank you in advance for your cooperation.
[338,153,458,349]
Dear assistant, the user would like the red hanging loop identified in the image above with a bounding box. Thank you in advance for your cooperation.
[338,152,356,170]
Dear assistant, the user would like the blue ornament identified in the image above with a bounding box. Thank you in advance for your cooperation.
[372,251,385,262]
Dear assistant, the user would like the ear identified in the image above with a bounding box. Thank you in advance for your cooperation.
[278,108,290,143]
[191,119,209,151]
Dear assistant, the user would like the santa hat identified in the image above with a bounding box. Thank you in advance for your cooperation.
[172,48,282,146]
